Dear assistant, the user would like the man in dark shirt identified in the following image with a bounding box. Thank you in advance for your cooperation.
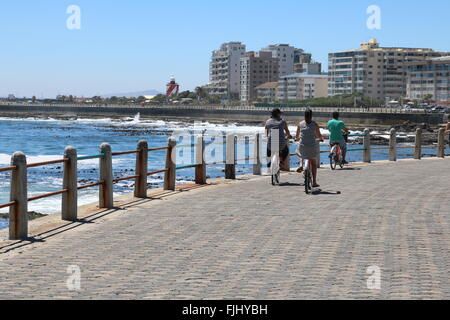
[265,108,292,169]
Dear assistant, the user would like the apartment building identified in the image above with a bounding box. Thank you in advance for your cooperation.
[294,62,322,75]
[261,44,310,76]
[255,82,278,103]
[328,38,448,101]
[206,42,246,100]
[277,74,328,102]
[240,51,279,103]
[406,56,450,102]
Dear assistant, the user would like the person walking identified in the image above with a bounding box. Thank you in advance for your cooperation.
[265,108,292,170]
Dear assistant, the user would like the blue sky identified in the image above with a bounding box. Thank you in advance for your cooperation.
[1,0,449,98]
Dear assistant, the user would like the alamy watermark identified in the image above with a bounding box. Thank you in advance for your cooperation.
[169,122,282,168]
[366,266,381,290]
[66,5,81,30]
[66,265,81,291]
[367,5,381,30]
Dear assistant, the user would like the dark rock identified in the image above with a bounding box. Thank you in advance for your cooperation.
[0,211,48,221]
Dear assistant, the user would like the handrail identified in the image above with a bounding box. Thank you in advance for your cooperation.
[112,150,139,156]
[27,158,68,168]
[28,189,68,202]
[0,166,17,173]
[113,175,140,183]
[77,154,105,161]
[77,181,104,190]
[0,201,16,209]
[149,147,169,152]
[146,169,168,176]
[176,164,198,170]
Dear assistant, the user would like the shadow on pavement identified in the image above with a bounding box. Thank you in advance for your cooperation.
[311,189,342,195]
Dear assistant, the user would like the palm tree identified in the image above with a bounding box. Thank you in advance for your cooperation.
[195,86,208,100]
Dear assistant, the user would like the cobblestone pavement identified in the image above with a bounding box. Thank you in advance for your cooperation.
[0,158,449,299]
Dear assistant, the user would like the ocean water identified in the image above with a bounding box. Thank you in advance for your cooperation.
[0,115,448,230]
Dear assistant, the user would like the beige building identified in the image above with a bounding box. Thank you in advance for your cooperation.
[240,51,279,103]
[328,38,448,101]
[406,56,450,102]
[277,74,328,102]
[255,82,278,103]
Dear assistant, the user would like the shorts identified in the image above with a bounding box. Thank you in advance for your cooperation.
[330,139,347,152]
[267,145,289,159]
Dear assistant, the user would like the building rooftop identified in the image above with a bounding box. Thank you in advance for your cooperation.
[330,38,438,53]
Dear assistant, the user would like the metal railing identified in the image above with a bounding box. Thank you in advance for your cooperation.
[0,140,170,240]
[289,128,448,164]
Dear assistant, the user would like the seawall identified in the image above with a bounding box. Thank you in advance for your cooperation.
[0,104,446,126]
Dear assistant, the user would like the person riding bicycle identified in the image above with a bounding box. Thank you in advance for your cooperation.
[295,108,324,188]
[327,111,349,164]
[265,108,292,170]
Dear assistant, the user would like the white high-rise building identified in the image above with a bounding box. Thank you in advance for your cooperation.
[261,44,308,76]
[206,42,246,100]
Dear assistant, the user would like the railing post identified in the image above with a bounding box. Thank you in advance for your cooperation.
[252,133,262,175]
[164,137,177,191]
[414,128,422,160]
[62,146,78,221]
[195,135,206,184]
[283,140,291,171]
[437,128,445,158]
[9,152,28,240]
[134,140,148,198]
[225,135,236,179]
[363,128,371,163]
[99,143,113,209]
[389,128,397,161]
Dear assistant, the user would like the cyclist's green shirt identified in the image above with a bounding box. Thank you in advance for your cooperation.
[327,119,345,142]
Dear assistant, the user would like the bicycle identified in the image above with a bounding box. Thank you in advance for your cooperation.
[329,143,344,170]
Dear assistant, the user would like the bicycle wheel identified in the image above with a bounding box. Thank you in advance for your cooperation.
[330,155,337,170]
[304,170,312,194]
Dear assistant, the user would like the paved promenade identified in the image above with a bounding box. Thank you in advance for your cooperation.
[0,158,449,299]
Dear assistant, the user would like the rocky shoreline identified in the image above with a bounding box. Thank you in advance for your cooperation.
[0,211,48,221]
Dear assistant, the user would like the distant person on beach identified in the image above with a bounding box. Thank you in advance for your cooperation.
[327,111,349,164]
[265,108,292,170]
[295,108,324,187]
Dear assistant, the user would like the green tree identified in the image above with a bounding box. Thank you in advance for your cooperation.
[151,94,167,103]
[422,94,433,103]
[137,96,146,104]
[109,96,118,104]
